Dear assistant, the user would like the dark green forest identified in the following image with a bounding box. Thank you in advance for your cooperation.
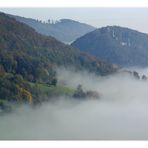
[0,12,117,111]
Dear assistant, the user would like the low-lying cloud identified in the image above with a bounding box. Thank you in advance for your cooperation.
[1,68,148,140]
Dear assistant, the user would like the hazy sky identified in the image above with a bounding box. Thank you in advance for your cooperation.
[0,8,148,33]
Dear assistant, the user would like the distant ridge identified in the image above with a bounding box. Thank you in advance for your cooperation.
[72,26,148,67]
[9,14,96,43]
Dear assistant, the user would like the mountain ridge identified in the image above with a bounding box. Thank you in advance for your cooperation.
[8,13,96,43]
[71,25,148,67]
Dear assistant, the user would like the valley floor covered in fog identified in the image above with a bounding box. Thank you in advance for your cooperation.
[1,68,148,140]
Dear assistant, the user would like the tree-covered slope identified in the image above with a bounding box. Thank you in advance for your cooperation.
[0,12,117,108]
[9,14,96,43]
[71,26,148,67]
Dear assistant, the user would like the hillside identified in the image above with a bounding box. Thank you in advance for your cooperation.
[9,14,96,43]
[71,26,148,67]
[0,12,116,108]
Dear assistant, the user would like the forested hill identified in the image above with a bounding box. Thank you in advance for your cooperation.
[0,12,117,108]
[71,26,148,67]
[9,14,96,43]
[0,12,116,80]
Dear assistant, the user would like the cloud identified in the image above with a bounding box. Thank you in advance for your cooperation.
[1,68,148,140]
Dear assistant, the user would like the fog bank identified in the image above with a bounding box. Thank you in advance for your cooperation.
[1,68,148,140]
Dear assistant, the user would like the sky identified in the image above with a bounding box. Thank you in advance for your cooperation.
[0,8,148,33]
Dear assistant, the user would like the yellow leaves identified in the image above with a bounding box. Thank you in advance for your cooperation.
[22,89,32,104]
[18,87,33,104]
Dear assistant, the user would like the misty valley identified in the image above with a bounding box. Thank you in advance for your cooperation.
[1,68,148,140]
[1,9,148,140]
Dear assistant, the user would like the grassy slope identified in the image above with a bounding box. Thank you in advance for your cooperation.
[0,82,75,113]
[30,82,75,97]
